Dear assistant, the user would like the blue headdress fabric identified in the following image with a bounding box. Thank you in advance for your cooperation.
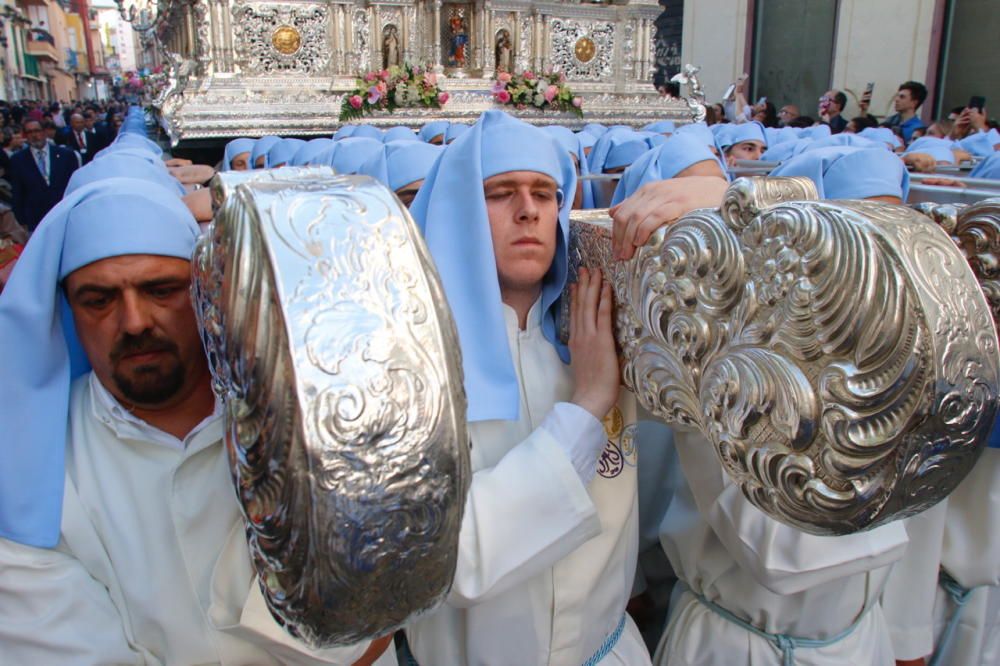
[408,110,577,422]
[959,129,1000,157]
[250,136,281,168]
[265,138,307,168]
[771,146,909,201]
[111,133,163,156]
[383,126,419,143]
[333,125,357,140]
[419,121,449,143]
[858,127,902,150]
[358,141,443,191]
[0,178,201,548]
[611,133,726,206]
[445,124,470,143]
[222,138,255,171]
[67,153,186,197]
[350,125,384,141]
[971,152,1000,180]
[716,121,767,153]
[904,136,957,165]
[327,137,385,174]
[289,138,334,166]
[643,120,676,134]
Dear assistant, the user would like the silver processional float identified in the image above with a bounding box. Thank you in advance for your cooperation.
[121,0,994,639]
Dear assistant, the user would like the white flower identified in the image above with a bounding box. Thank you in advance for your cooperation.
[533,92,546,107]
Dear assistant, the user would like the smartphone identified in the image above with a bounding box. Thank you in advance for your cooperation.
[862,82,875,103]
[969,95,986,112]
[756,96,767,106]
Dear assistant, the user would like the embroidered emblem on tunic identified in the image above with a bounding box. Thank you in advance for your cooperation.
[597,441,624,478]
[601,406,624,439]
[620,424,637,466]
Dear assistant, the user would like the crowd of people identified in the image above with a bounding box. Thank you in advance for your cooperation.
[0,80,997,666]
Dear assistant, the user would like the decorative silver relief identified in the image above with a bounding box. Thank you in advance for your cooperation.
[193,172,470,646]
[353,8,370,72]
[232,3,331,75]
[922,198,1000,332]
[517,13,532,72]
[550,18,614,80]
[566,177,999,535]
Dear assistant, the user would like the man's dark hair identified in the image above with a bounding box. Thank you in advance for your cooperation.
[788,115,816,128]
[833,91,847,111]
[898,81,928,108]
[850,115,878,131]
[41,119,56,131]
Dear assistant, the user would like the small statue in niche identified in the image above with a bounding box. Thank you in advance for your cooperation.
[448,14,468,68]
[382,24,401,69]
[494,29,512,73]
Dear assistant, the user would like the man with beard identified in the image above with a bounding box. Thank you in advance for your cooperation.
[0,178,394,665]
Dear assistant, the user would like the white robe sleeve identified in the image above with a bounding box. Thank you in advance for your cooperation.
[447,407,604,607]
[0,536,144,665]
[207,522,374,665]
[942,448,1000,588]
[880,501,947,660]
[674,430,909,596]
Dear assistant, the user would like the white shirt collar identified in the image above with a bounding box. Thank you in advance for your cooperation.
[500,296,544,338]
[88,372,222,452]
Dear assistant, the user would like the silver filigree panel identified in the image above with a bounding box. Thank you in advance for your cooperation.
[193,171,470,646]
[353,8,370,72]
[550,18,615,81]
[232,3,331,75]
[566,177,999,535]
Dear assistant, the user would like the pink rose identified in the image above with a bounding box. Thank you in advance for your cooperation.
[523,70,535,80]
[543,84,558,103]
[572,96,582,108]
[349,95,363,109]
[364,72,377,83]
[379,69,390,81]
[438,91,450,104]
[498,71,512,83]
[376,81,388,94]
[495,90,511,104]
[425,73,438,86]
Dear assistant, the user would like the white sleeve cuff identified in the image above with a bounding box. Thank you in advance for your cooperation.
[540,402,607,484]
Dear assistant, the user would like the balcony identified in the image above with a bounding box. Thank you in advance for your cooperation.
[25,28,59,61]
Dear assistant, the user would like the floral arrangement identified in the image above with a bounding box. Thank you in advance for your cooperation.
[340,63,450,122]
[490,70,583,117]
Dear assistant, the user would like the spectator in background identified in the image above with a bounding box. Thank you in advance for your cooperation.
[8,119,78,232]
[788,115,817,129]
[41,119,58,145]
[845,115,879,134]
[882,81,927,143]
[752,100,779,128]
[819,90,848,133]
[57,113,97,166]
[778,104,800,127]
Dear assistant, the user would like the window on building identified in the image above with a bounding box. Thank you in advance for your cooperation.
[751,0,839,120]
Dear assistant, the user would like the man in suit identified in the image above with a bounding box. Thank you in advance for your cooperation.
[9,119,79,232]
[56,113,97,165]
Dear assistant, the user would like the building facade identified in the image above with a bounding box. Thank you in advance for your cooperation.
[672,0,998,124]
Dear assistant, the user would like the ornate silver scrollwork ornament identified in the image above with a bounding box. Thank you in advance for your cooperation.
[568,177,1000,535]
[671,63,707,123]
[192,172,471,647]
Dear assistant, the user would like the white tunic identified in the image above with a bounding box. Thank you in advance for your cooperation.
[405,301,652,666]
[932,447,1000,666]
[654,430,910,666]
[0,372,397,666]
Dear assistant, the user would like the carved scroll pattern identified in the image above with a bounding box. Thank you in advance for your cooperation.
[232,3,330,75]
[569,179,997,534]
[194,174,469,646]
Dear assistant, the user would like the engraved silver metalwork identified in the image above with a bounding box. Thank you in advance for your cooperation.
[921,198,1000,332]
[567,177,999,535]
[232,3,331,75]
[135,0,689,143]
[671,63,707,123]
[192,172,471,646]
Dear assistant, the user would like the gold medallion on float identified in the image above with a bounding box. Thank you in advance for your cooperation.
[272,25,302,55]
[574,36,596,63]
